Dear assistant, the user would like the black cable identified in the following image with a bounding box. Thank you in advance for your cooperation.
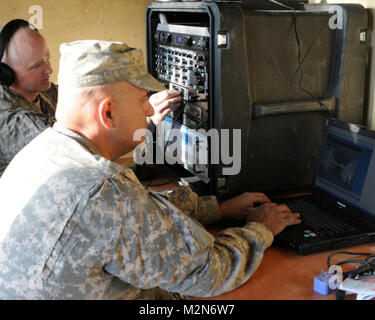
[268,0,329,111]
[145,178,178,189]
[346,257,375,279]
[335,259,372,266]
[327,251,375,279]
[144,168,178,189]
[327,251,375,267]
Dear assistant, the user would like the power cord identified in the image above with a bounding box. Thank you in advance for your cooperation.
[143,169,178,190]
[325,250,375,300]
[145,177,178,189]
[267,0,329,112]
[327,251,375,280]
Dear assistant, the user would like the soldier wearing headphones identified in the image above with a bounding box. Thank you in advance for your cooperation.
[0,19,57,177]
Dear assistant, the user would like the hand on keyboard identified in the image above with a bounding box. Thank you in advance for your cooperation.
[219,192,272,221]
[246,203,301,236]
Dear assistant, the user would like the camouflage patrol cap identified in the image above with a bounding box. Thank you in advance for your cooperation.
[57,40,165,91]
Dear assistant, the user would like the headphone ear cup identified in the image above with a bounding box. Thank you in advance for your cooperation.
[0,62,15,86]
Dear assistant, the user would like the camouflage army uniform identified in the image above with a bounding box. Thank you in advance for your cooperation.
[0,84,57,177]
[0,123,273,300]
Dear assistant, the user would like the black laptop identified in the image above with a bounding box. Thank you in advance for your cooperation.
[276,117,375,255]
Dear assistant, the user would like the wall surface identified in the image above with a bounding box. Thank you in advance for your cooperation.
[0,0,151,83]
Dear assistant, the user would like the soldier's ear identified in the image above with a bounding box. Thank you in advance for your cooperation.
[98,98,115,129]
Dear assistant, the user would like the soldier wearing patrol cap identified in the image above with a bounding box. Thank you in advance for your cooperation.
[0,40,300,299]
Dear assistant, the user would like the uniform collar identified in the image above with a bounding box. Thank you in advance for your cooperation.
[52,122,102,156]
[51,122,142,186]
[0,85,41,112]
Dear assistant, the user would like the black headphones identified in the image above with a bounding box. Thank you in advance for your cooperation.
[0,19,38,86]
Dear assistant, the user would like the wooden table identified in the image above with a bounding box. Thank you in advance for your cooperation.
[190,242,375,300]
[117,162,375,300]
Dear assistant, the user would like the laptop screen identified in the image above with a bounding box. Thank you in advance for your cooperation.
[315,118,375,217]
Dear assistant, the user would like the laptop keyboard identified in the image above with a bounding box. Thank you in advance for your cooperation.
[284,199,356,237]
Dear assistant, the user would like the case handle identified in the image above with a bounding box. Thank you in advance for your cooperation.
[252,96,336,119]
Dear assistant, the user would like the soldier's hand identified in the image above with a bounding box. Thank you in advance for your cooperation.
[246,203,301,236]
[219,192,271,221]
[149,90,182,125]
